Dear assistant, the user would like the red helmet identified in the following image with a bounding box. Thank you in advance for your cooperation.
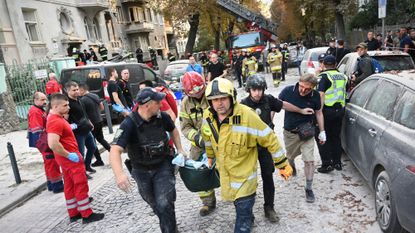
[182,71,206,98]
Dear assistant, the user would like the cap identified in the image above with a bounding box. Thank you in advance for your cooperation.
[329,38,336,42]
[356,42,368,49]
[318,53,327,62]
[135,87,166,104]
[323,55,336,65]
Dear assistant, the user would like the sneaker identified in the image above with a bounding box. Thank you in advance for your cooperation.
[305,189,315,203]
[82,213,105,224]
[86,167,96,173]
[199,205,215,216]
[91,160,104,167]
[86,173,93,180]
[289,160,297,176]
[70,214,82,223]
[317,165,334,173]
[264,207,279,223]
[334,163,342,171]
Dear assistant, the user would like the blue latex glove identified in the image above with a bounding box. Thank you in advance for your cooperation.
[70,123,78,130]
[67,152,79,163]
[172,153,185,167]
[112,104,125,113]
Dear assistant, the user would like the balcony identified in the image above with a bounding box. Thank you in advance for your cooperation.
[76,0,109,12]
[125,22,154,34]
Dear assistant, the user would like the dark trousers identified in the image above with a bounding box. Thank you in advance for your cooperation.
[258,146,275,209]
[92,121,111,162]
[235,69,243,87]
[281,62,287,80]
[234,194,255,233]
[131,160,177,233]
[75,132,96,169]
[317,107,345,166]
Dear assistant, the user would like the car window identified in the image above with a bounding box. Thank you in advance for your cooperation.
[373,55,415,71]
[303,50,311,60]
[365,80,401,119]
[143,68,156,81]
[338,57,349,73]
[394,90,415,129]
[61,68,102,91]
[349,79,378,107]
[310,51,325,61]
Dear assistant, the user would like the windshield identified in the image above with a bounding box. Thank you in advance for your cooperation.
[165,64,188,76]
[374,55,415,71]
[231,32,264,48]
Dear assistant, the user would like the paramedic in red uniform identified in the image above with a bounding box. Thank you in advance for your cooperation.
[45,73,62,96]
[47,93,105,224]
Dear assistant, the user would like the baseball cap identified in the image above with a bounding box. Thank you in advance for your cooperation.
[323,55,336,65]
[356,42,368,49]
[135,87,166,104]
[318,53,327,62]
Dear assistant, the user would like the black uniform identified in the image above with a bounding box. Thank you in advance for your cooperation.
[117,79,134,108]
[240,94,283,209]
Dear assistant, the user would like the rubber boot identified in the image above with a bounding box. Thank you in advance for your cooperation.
[264,206,279,223]
[199,194,216,216]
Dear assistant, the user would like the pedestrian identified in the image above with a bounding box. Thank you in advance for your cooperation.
[233,50,245,88]
[110,87,187,233]
[107,68,130,116]
[326,39,337,56]
[351,42,374,85]
[401,29,415,62]
[82,49,91,64]
[118,69,134,109]
[89,48,98,61]
[98,44,108,61]
[200,51,209,76]
[316,55,347,173]
[201,78,293,232]
[296,42,307,75]
[335,40,350,64]
[72,48,83,66]
[179,71,217,216]
[206,53,227,82]
[45,73,62,97]
[149,47,158,70]
[136,48,144,63]
[278,73,326,203]
[79,84,110,167]
[267,46,283,87]
[47,93,105,224]
[365,31,381,51]
[28,92,63,193]
[241,74,314,223]
[315,53,327,75]
[384,31,394,51]
[186,55,203,75]
[280,43,289,81]
[65,81,97,175]
[242,52,258,82]
[376,34,384,50]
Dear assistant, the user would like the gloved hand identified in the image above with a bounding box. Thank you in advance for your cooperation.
[67,152,79,163]
[70,123,78,130]
[194,134,205,148]
[318,131,327,142]
[279,164,293,181]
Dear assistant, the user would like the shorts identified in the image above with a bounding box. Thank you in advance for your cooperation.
[283,129,315,162]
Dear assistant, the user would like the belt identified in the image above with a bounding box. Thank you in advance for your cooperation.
[285,128,298,134]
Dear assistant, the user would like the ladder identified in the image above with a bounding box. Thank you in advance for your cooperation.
[216,0,277,36]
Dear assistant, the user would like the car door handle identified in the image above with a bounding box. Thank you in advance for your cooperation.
[368,128,377,137]
[348,117,356,124]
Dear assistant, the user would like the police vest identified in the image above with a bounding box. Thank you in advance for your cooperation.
[322,70,347,107]
[126,113,171,168]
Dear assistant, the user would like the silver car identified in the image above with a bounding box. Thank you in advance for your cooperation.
[341,72,415,233]
[300,47,329,76]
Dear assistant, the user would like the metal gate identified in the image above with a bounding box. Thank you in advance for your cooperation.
[5,59,52,130]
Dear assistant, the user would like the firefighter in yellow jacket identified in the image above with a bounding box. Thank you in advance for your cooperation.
[267,46,283,87]
[179,71,217,216]
[201,78,293,232]
[242,52,258,82]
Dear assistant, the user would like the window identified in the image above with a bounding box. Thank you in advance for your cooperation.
[137,7,145,22]
[116,7,123,23]
[92,17,101,40]
[129,8,135,22]
[84,17,91,40]
[365,81,401,119]
[349,79,378,107]
[143,68,156,81]
[337,57,349,73]
[395,90,415,129]
[146,8,152,22]
[158,13,163,25]
[22,9,41,41]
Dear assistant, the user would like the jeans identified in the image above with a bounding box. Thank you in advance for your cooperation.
[258,146,275,209]
[92,121,111,162]
[131,160,177,233]
[75,132,96,169]
[234,194,256,233]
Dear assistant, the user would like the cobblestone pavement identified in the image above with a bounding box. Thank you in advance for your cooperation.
[0,69,381,232]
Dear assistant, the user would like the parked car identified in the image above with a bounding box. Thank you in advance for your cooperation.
[341,72,415,233]
[163,59,189,92]
[337,50,415,79]
[299,47,329,75]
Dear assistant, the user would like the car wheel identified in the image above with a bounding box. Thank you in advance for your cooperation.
[375,171,404,233]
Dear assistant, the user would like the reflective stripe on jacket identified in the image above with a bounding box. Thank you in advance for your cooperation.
[321,70,347,107]
[267,52,282,72]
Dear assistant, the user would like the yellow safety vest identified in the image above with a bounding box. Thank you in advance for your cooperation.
[267,52,282,72]
[321,70,347,107]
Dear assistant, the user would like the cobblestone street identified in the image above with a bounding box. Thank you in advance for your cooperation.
[0,69,381,232]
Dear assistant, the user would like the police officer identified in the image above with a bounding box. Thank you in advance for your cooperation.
[179,71,217,216]
[267,46,283,87]
[280,43,289,81]
[316,55,347,173]
[201,78,293,232]
[242,52,258,82]
[98,44,108,61]
[240,74,314,222]
[110,87,187,233]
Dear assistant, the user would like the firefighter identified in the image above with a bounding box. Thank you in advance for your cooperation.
[28,92,63,193]
[201,78,293,232]
[280,43,289,81]
[179,71,217,216]
[242,52,258,83]
[98,44,108,61]
[267,46,283,87]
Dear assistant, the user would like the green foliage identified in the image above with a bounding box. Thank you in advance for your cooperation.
[349,1,378,30]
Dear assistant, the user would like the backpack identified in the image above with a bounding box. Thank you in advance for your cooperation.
[371,58,384,73]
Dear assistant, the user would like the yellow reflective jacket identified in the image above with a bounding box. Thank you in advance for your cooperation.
[201,103,287,201]
[267,52,282,72]
[242,57,258,74]
[180,95,209,159]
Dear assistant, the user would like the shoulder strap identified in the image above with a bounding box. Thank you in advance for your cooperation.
[206,117,219,143]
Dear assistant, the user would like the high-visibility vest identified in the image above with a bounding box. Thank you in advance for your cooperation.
[321,70,347,107]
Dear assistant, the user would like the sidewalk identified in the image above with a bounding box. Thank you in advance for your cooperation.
[0,125,117,217]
